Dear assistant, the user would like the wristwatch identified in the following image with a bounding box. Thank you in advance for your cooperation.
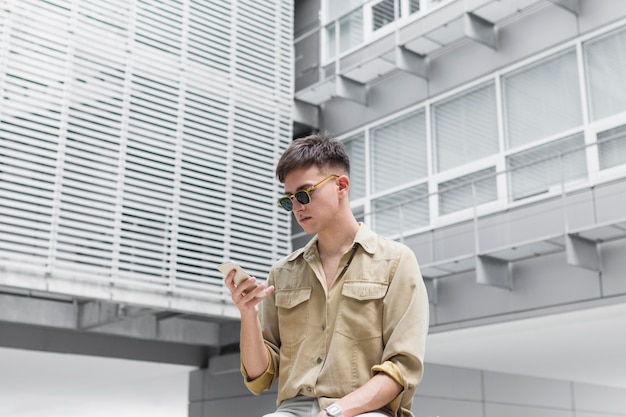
[325,404,343,417]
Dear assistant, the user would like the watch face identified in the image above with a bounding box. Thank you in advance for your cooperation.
[326,404,342,417]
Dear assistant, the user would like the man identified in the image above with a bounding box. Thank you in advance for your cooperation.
[224,134,429,417]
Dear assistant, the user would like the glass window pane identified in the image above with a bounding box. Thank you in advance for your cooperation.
[325,23,336,60]
[438,167,497,215]
[371,110,427,193]
[339,8,363,53]
[584,26,626,121]
[427,0,444,8]
[597,124,626,170]
[372,0,396,31]
[352,205,365,223]
[432,82,498,172]
[507,133,586,201]
[326,0,366,21]
[503,48,582,149]
[409,0,421,14]
[343,133,366,200]
[372,184,429,236]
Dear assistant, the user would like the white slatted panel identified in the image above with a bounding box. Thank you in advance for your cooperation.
[507,133,586,201]
[0,0,293,312]
[371,109,427,193]
[438,167,497,215]
[583,25,626,122]
[372,183,429,236]
[597,124,626,171]
[342,133,366,200]
[340,8,363,54]
[1,0,71,271]
[432,81,499,172]
[503,48,582,149]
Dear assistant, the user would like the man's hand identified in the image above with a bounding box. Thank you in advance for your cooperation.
[224,269,273,315]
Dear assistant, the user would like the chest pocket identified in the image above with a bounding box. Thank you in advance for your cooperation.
[341,281,388,300]
[275,288,311,345]
[337,281,388,340]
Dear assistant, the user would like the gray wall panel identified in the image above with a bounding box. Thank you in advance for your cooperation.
[594,180,626,223]
[419,363,483,400]
[601,240,626,296]
[573,382,626,414]
[433,221,477,260]
[485,403,573,417]
[477,198,568,252]
[413,396,484,417]
[294,0,321,37]
[434,252,600,324]
[483,371,572,408]
[579,0,626,35]
[322,72,428,136]
[564,189,597,231]
[406,232,437,265]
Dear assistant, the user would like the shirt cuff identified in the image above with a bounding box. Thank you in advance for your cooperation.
[371,361,405,412]
[241,346,276,395]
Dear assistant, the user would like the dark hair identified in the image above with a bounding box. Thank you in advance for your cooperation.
[275,133,350,182]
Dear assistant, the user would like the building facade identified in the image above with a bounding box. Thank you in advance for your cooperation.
[1,0,292,324]
[0,0,294,410]
[289,0,626,415]
[1,0,625,416]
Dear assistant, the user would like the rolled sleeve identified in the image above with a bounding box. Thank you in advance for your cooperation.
[371,360,405,413]
[241,345,276,395]
[380,248,429,415]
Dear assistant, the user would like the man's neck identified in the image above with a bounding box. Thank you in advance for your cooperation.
[316,215,360,257]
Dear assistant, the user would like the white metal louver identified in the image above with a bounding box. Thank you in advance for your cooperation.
[583,25,626,122]
[503,48,582,149]
[0,0,293,315]
[432,81,499,173]
[371,109,427,193]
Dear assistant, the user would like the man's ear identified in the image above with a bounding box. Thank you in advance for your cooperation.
[337,175,350,194]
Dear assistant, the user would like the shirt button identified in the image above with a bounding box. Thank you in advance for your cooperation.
[317,357,322,364]
[306,386,312,392]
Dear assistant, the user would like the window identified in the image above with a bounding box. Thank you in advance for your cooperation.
[372,0,396,31]
[343,133,367,200]
[324,8,363,60]
[597,124,626,170]
[409,0,421,14]
[584,26,626,121]
[432,82,499,172]
[341,8,364,54]
[507,134,587,201]
[323,0,453,62]
[503,48,582,149]
[353,205,366,224]
[325,23,336,60]
[438,167,497,215]
[372,183,429,236]
[371,110,427,194]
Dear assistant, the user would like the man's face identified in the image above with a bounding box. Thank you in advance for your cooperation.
[281,166,340,235]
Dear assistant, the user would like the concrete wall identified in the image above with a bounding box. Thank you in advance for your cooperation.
[189,353,277,417]
[189,354,626,417]
[416,363,626,417]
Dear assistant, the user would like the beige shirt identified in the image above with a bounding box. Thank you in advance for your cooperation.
[242,223,429,417]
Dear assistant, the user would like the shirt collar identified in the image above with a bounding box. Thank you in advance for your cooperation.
[287,222,377,262]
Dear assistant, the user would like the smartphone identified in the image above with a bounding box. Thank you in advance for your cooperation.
[218,261,256,286]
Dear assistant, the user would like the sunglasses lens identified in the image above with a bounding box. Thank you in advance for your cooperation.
[278,198,293,211]
[294,191,310,205]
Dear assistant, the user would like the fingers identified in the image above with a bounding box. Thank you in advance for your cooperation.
[224,269,273,306]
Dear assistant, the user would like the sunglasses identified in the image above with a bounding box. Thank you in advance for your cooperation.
[277,175,339,212]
